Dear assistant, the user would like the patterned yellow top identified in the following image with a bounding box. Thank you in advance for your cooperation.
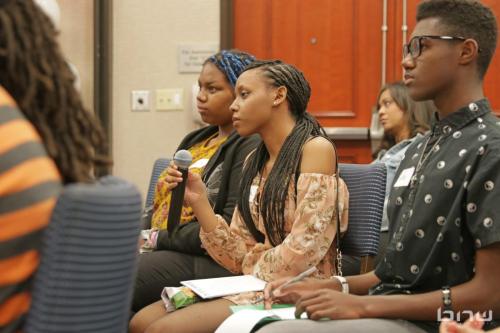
[151,133,227,230]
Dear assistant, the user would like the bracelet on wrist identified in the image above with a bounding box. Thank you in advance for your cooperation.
[332,275,349,294]
[441,286,452,314]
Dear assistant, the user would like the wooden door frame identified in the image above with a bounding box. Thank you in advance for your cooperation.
[94,0,113,174]
[220,0,234,50]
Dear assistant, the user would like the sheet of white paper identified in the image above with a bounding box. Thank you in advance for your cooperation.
[215,308,307,333]
[181,275,266,299]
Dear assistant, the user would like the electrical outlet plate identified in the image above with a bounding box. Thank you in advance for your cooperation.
[131,90,150,111]
[156,88,184,111]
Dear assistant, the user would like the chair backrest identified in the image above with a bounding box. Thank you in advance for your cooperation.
[25,176,142,333]
[338,163,386,272]
[144,158,170,209]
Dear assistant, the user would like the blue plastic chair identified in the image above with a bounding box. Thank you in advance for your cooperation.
[144,158,170,209]
[338,162,386,273]
[25,176,142,333]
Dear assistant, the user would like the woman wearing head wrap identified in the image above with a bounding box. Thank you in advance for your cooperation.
[132,50,259,312]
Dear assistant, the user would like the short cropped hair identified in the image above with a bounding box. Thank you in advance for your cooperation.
[417,0,498,79]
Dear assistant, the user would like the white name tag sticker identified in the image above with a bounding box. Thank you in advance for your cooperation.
[249,185,259,203]
[189,158,209,169]
[393,167,415,188]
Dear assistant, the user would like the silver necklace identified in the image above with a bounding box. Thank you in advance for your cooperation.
[410,135,443,187]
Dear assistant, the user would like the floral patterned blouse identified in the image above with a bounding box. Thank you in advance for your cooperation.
[151,133,227,230]
[200,172,349,304]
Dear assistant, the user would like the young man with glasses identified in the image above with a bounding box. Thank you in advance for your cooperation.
[257,1,500,332]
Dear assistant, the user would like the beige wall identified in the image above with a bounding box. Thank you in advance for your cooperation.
[58,0,94,111]
[112,0,220,199]
[54,0,220,199]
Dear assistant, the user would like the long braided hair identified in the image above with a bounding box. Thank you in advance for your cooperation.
[237,60,331,246]
[0,0,110,183]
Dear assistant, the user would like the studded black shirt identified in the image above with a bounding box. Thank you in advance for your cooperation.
[373,99,500,297]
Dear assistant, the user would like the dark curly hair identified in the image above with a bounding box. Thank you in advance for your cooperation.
[237,60,332,246]
[0,0,111,183]
[417,0,498,79]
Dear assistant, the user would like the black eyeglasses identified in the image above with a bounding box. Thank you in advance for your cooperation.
[403,35,466,59]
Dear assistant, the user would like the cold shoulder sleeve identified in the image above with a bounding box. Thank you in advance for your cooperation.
[199,206,257,274]
[200,173,349,280]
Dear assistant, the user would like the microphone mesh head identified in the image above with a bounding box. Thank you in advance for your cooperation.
[173,150,192,169]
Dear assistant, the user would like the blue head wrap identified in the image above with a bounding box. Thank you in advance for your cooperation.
[207,50,256,87]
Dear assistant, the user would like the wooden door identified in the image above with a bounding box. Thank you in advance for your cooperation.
[233,0,500,163]
[234,0,381,163]
[481,0,500,115]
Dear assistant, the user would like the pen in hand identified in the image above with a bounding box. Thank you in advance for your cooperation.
[253,266,317,304]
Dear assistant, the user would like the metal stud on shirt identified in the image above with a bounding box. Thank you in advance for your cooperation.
[485,181,495,191]
[483,217,493,228]
[444,179,454,189]
[453,131,462,139]
[410,265,420,274]
[469,103,479,111]
[437,216,446,226]
[410,175,418,188]
[437,233,444,242]
[467,203,477,213]
[424,194,432,204]
[459,149,467,157]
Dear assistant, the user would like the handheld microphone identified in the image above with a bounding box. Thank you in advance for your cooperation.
[167,150,193,234]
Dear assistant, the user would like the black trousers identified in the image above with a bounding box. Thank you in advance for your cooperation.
[132,250,234,312]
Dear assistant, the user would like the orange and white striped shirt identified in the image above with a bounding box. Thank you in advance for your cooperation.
[0,87,61,332]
